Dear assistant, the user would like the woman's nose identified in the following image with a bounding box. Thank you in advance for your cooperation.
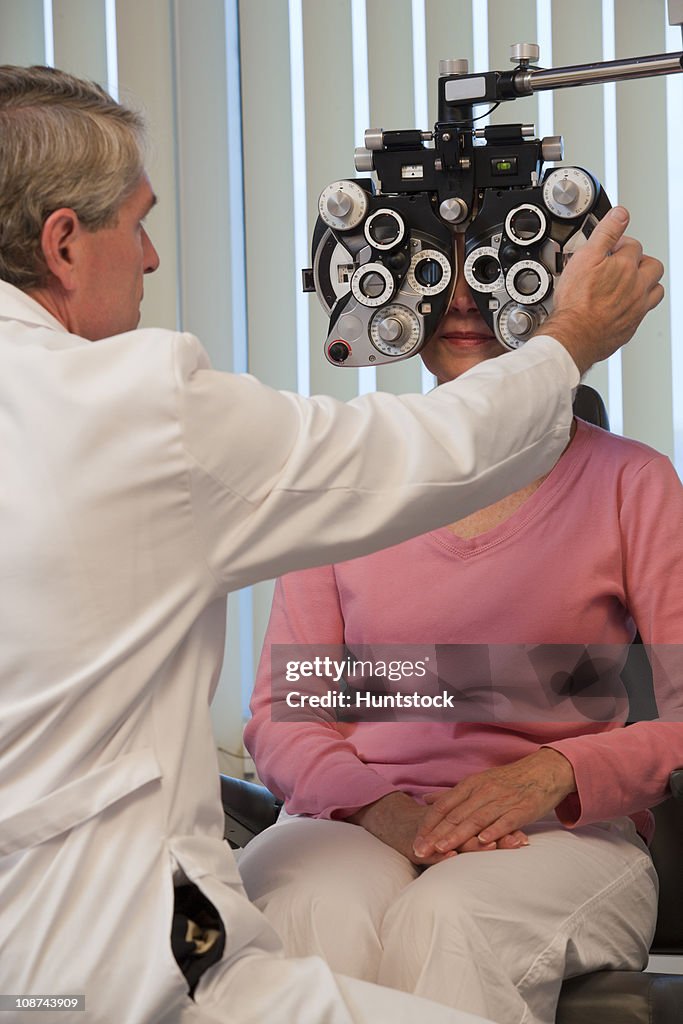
[449,261,479,314]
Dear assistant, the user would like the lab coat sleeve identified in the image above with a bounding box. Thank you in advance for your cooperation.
[173,331,578,591]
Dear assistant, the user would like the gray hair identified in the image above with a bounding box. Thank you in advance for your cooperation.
[0,65,147,288]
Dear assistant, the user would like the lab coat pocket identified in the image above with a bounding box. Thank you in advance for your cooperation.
[0,747,162,856]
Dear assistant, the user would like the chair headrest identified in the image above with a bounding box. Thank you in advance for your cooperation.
[572,384,610,430]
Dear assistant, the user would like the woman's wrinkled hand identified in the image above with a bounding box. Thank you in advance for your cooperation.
[348,791,529,865]
[412,748,576,859]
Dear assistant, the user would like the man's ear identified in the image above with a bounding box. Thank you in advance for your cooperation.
[40,208,82,291]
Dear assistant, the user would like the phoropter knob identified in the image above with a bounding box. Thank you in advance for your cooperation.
[370,304,421,358]
[551,178,580,206]
[354,148,374,172]
[328,341,351,363]
[541,135,564,163]
[510,42,540,64]
[542,167,597,220]
[318,180,369,231]
[439,59,469,77]
[377,317,403,343]
[507,308,535,338]
[439,197,469,224]
[498,302,544,349]
[326,190,352,219]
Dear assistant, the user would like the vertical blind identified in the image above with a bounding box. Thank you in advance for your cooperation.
[0,0,680,771]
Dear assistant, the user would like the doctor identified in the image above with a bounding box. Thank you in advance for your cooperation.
[0,65,664,1024]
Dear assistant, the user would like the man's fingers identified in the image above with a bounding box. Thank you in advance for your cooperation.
[640,255,665,289]
[610,235,642,261]
[584,205,630,257]
[545,205,665,371]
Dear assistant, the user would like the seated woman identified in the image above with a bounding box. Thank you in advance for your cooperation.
[238,236,683,1024]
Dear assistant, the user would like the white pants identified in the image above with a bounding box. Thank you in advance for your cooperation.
[192,954,493,1024]
[238,813,658,1024]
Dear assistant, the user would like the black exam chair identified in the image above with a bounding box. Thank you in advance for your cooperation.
[222,385,683,1023]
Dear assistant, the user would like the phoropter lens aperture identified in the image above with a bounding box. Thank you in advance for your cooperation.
[414,258,443,288]
[472,254,501,286]
[363,209,406,252]
[360,272,386,298]
[368,213,400,246]
[505,204,547,246]
[513,268,542,296]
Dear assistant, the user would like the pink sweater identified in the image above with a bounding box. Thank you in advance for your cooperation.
[245,420,683,843]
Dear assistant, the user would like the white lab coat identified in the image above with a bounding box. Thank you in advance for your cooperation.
[0,280,578,1024]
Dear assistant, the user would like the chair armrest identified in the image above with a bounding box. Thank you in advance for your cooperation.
[220,774,282,848]
[669,769,683,800]
[650,779,683,953]
[557,970,683,1024]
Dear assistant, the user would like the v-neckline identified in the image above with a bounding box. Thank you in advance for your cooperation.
[430,418,592,559]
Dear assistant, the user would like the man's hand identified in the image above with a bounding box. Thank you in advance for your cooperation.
[540,206,664,376]
[348,791,529,864]
[412,749,575,859]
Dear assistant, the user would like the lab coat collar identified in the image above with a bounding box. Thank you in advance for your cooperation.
[0,279,70,334]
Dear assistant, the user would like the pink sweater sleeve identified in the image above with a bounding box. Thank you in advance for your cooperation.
[244,566,398,818]
[548,454,683,830]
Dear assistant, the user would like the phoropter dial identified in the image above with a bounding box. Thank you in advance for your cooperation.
[364,209,405,250]
[464,246,504,293]
[318,180,370,231]
[504,204,548,246]
[406,249,452,296]
[505,260,552,305]
[370,304,421,357]
[498,302,549,348]
[542,167,597,219]
[350,262,395,307]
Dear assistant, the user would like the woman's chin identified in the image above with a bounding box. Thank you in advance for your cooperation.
[423,335,504,384]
